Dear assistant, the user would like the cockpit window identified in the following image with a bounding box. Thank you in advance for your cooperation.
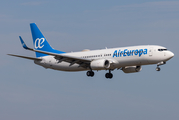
[158,49,167,51]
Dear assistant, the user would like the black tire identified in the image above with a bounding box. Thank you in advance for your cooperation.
[105,73,109,78]
[86,71,91,76]
[109,73,113,79]
[91,71,94,77]
[156,67,161,71]
[86,71,94,77]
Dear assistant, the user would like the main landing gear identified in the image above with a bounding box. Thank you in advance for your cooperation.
[156,61,166,71]
[86,70,113,79]
[86,71,94,77]
[105,70,113,79]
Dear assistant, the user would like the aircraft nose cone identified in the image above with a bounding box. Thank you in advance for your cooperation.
[169,51,174,58]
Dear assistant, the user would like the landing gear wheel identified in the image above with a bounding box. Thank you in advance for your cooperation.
[109,73,113,79]
[105,73,113,79]
[87,71,90,76]
[156,67,161,71]
[105,73,109,78]
[91,71,94,77]
[86,71,94,77]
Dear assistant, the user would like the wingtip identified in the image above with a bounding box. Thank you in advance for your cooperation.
[19,36,22,40]
[19,36,29,49]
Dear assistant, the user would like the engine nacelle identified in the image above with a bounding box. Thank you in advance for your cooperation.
[122,66,142,73]
[90,59,110,70]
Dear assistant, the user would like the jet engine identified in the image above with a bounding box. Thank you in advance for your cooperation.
[90,59,110,70]
[122,66,142,73]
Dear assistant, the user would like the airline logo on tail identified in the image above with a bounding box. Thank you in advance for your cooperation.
[34,38,45,49]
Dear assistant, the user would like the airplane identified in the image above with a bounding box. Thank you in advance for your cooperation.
[8,23,174,79]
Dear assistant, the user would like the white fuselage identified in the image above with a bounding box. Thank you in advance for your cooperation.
[34,45,174,71]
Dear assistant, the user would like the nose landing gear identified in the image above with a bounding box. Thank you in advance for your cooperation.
[156,61,166,71]
[156,66,161,71]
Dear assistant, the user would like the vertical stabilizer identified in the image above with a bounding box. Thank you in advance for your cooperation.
[30,23,65,57]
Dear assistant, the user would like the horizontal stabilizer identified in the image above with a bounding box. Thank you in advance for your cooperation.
[7,54,42,61]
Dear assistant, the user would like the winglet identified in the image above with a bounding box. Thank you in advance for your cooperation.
[19,36,30,50]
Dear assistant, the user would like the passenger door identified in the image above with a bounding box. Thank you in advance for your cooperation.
[149,48,153,57]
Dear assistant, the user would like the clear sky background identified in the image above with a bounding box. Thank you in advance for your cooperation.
[0,0,179,120]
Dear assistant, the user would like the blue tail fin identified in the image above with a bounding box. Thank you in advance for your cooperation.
[30,23,65,57]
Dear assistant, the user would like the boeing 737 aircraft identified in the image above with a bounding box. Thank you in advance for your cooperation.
[8,23,174,79]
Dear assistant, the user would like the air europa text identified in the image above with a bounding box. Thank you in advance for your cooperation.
[113,49,148,57]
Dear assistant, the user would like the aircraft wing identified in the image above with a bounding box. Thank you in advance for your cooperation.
[32,49,91,67]
[19,36,91,67]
